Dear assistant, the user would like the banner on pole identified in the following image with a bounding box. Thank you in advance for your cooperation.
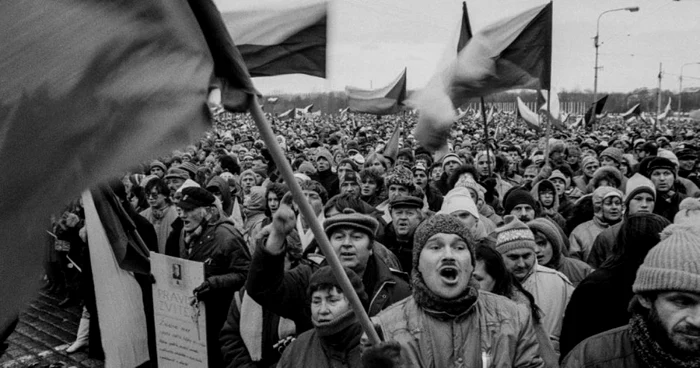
[151,252,208,367]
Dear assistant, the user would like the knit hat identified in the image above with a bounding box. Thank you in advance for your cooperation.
[454,177,485,202]
[548,170,567,184]
[438,187,479,220]
[351,153,365,166]
[315,149,335,166]
[384,165,415,191]
[657,149,679,167]
[339,170,360,186]
[625,173,656,204]
[527,217,565,264]
[245,186,267,212]
[673,197,700,225]
[647,157,676,178]
[548,139,566,156]
[164,167,190,180]
[176,187,215,210]
[503,189,537,215]
[412,214,473,271]
[633,224,700,294]
[175,179,201,193]
[308,266,369,309]
[581,155,600,170]
[600,147,624,164]
[298,161,317,175]
[412,162,428,174]
[495,215,536,255]
[592,186,623,213]
[676,149,698,161]
[441,153,462,169]
[179,161,198,178]
[150,160,167,172]
[252,166,268,179]
[323,209,379,239]
[389,195,423,211]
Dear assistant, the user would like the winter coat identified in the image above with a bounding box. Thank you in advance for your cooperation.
[317,169,339,198]
[246,244,411,334]
[207,176,233,216]
[572,175,590,193]
[586,222,622,268]
[369,292,545,368]
[424,184,444,212]
[140,204,178,254]
[181,218,251,367]
[653,190,687,222]
[382,223,413,274]
[569,217,611,261]
[435,172,451,195]
[277,322,362,368]
[521,265,574,353]
[678,176,700,197]
[559,267,636,358]
[561,326,640,368]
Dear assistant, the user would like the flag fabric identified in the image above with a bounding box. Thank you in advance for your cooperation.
[294,104,315,119]
[457,1,473,52]
[267,97,279,103]
[621,103,642,121]
[658,97,672,120]
[346,68,407,115]
[0,0,256,335]
[571,116,584,130]
[456,107,469,120]
[220,0,328,78]
[278,108,294,120]
[414,1,552,151]
[539,90,566,130]
[517,96,541,132]
[382,120,402,162]
[584,94,608,126]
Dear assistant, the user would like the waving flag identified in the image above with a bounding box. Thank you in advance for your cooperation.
[657,97,672,120]
[517,97,541,132]
[584,94,608,126]
[621,103,642,122]
[346,68,407,115]
[278,108,294,120]
[539,89,565,130]
[414,0,552,151]
[0,0,258,354]
[220,0,328,77]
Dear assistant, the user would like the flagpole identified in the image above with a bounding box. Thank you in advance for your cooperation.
[480,97,493,176]
[544,89,552,166]
[248,95,382,345]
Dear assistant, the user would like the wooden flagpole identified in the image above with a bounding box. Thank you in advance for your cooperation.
[480,97,493,176]
[544,90,552,166]
[248,95,381,345]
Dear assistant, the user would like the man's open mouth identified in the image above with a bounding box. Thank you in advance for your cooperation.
[438,266,459,284]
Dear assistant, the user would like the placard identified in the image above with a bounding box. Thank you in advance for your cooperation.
[151,252,208,367]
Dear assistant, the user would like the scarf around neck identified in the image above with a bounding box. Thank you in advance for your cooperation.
[313,309,362,352]
[411,271,479,321]
[629,312,700,368]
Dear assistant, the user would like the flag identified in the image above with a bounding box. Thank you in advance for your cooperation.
[457,1,473,52]
[278,108,294,120]
[571,117,584,130]
[267,97,279,103]
[221,0,328,77]
[658,97,672,120]
[517,96,541,132]
[584,94,608,126]
[456,107,469,120]
[621,103,641,122]
[414,1,552,151]
[382,120,402,163]
[0,0,257,348]
[339,107,350,115]
[539,89,565,129]
[346,68,407,115]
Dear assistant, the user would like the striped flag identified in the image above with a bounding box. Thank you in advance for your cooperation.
[414,0,552,151]
[0,0,258,351]
[621,103,642,122]
[584,95,608,126]
[517,96,541,132]
[346,68,407,115]
[658,97,672,120]
[219,0,328,77]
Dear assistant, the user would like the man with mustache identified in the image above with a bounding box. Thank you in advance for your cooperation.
[562,223,700,367]
[496,216,573,356]
[362,214,544,367]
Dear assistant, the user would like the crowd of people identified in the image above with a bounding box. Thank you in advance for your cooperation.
[39,108,700,367]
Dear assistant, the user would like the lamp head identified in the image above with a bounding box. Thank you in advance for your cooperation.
[626,6,640,12]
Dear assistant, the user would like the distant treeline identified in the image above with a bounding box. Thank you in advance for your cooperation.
[262,88,700,115]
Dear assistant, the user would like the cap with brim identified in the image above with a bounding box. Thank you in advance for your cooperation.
[176,187,215,211]
[389,195,423,211]
[165,168,190,180]
[323,209,379,238]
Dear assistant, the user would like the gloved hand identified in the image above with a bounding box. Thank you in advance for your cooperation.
[361,341,406,368]
[192,280,212,303]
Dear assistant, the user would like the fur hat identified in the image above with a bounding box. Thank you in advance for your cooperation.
[657,149,679,168]
[495,215,536,255]
[385,165,415,191]
[633,224,700,294]
[323,209,379,239]
[548,139,567,156]
[315,149,335,166]
[673,197,700,225]
[439,187,479,220]
[503,189,537,215]
[413,213,473,271]
[589,166,623,189]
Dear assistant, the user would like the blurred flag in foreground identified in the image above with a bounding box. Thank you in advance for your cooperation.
[220,0,328,77]
[346,68,407,115]
[0,0,256,343]
[517,97,542,132]
[414,1,552,151]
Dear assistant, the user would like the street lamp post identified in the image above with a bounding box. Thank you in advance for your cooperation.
[592,6,639,129]
[679,62,700,117]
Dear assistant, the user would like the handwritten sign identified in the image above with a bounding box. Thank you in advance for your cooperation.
[151,252,207,367]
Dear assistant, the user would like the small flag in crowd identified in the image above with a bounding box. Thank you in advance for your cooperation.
[0,0,258,336]
[657,97,672,120]
[219,0,328,78]
[517,96,542,132]
[413,0,552,151]
[621,103,642,122]
[584,94,609,126]
[346,68,407,115]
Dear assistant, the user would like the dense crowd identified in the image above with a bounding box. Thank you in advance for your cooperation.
[41,108,700,367]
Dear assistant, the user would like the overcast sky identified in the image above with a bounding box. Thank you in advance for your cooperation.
[217,0,700,95]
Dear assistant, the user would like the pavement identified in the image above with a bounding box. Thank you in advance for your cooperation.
[0,291,104,368]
